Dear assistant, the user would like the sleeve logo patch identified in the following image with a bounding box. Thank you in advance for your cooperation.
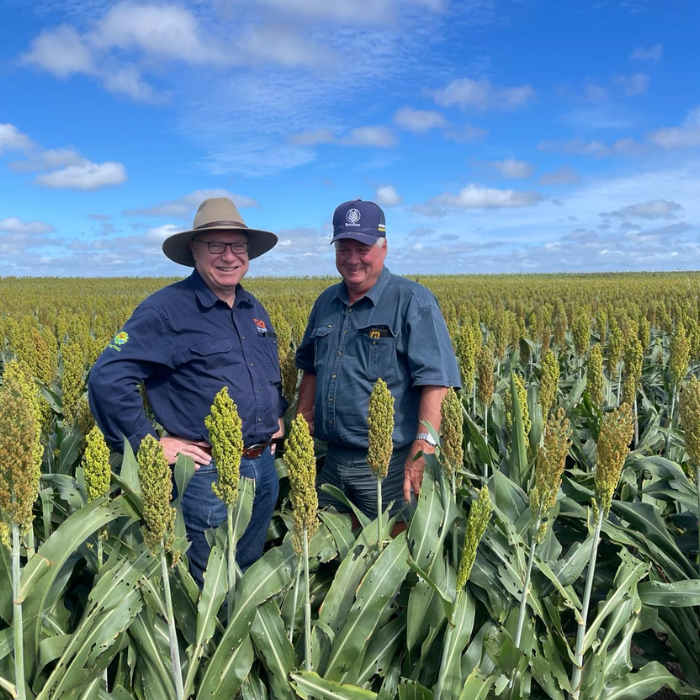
[108,331,129,352]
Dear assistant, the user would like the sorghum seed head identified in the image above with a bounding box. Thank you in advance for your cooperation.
[367,378,395,481]
[286,414,318,554]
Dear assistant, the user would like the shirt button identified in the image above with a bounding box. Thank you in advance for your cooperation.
[332,374,337,378]
[256,390,260,394]
[343,330,348,334]
[338,351,343,356]
[249,362,254,366]
[329,419,334,425]
[329,397,334,402]
[257,417,261,422]
[348,308,353,313]
[242,336,246,340]
[372,340,377,346]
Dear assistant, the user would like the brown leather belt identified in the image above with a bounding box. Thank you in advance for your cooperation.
[243,440,271,459]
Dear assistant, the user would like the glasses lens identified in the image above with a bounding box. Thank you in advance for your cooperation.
[201,241,249,254]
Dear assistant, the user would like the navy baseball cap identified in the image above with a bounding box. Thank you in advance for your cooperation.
[331,199,386,245]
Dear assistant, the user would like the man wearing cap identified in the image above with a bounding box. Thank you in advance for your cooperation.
[295,200,460,526]
[89,197,285,585]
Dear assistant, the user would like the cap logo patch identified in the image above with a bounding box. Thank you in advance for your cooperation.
[346,208,361,225]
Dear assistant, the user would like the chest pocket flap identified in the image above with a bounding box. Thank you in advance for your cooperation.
[190,338,232,356]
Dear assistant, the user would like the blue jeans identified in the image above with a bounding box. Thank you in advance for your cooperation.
[179,448,279,587]
[318,443,412,521]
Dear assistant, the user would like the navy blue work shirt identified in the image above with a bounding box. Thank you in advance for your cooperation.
[89,269,286,454]
[296,266,460,450]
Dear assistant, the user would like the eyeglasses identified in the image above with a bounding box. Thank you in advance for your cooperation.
[194,240,249,255]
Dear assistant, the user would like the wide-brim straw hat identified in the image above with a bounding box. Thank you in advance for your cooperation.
[162,197,278,266]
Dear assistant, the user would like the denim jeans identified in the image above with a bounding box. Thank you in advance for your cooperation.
[317,442,412,521]
[179,447,279,587]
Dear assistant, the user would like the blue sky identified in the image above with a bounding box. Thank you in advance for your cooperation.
[2,0,700,277]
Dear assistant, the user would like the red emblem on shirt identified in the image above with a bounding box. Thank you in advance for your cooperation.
[254,318,267,335]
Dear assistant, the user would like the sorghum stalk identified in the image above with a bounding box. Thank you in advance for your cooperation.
[435,486,491,700]
[206,387,244,619]
[571,406,634,700]
[440,389,464,566]
[286,414,318,668]
[668,325,690,456]
[477,345,494,478]
[0,367,41,700]
[586,344,605,410]
[367,379,394,551]
[137,435,182,700]
[84,426,111,573]
[514,409,571,649]
[679,377,700,572]
[539,349,559,418]
[455,486,492,592]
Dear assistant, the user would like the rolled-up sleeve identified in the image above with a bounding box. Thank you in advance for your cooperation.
[295,303,318,374]
[406,300,462,389]
[88,303,177,453]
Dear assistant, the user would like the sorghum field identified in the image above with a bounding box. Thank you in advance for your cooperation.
[2,272,700,700]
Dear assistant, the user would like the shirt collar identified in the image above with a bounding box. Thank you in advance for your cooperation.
[189,269,252,309]
[335,265,392,307]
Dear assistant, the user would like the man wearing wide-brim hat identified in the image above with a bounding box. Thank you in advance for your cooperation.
[89,197,285,586]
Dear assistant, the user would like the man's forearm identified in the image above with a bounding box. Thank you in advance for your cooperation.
[415,385,449,438]
[296,372,316,430]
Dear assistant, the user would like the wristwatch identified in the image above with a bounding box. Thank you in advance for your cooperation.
[415,432,437,447]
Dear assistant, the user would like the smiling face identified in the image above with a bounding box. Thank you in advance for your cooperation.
[335,238,387,302]
[190,230,249,305]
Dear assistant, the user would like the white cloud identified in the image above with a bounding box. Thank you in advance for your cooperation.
[22,25,96,77]
[393,106,447,133]
[583,83,608,102]
[102,64,165,103]
[93,2,224,64]
[631,44,663,62]
[289,126,397,148]
[375,185,402,207]
[415,184,542,216]
[0,217,55,234]
[648,107,700,150]
[239,25,336,68]
[491,158,533,179]
[615,73,650,96]
[0,124,33,153]
[124,190,260,218]
[432,77,535,110]
[9,146,84,171]
[339,126,398,148]
[444,123,487,142]
[35,160,127,190]
[539,166,581,185]
[606,200,683,220]
[538,137,642,157]
[288,129,337,146]
[247,0,396,23]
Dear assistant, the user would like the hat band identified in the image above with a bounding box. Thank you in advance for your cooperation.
[195,220,249,230]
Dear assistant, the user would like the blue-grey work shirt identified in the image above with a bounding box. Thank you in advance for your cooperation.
[296,266,460,450]
[89,269,286,454]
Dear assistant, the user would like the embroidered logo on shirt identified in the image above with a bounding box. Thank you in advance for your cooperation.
[253,319,267,336]
[108,331,129,352]
[369,330,381,339]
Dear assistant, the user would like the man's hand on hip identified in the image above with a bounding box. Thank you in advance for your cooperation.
[404,439,434,502]
[161,436,212,467]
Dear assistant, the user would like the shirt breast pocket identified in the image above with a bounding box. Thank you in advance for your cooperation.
[258,332,281,384]
[311,324,333,371]
[357,324,397,381]
[188,338,234,388]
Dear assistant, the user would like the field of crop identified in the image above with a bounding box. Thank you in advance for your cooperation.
[2,271,700,700]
